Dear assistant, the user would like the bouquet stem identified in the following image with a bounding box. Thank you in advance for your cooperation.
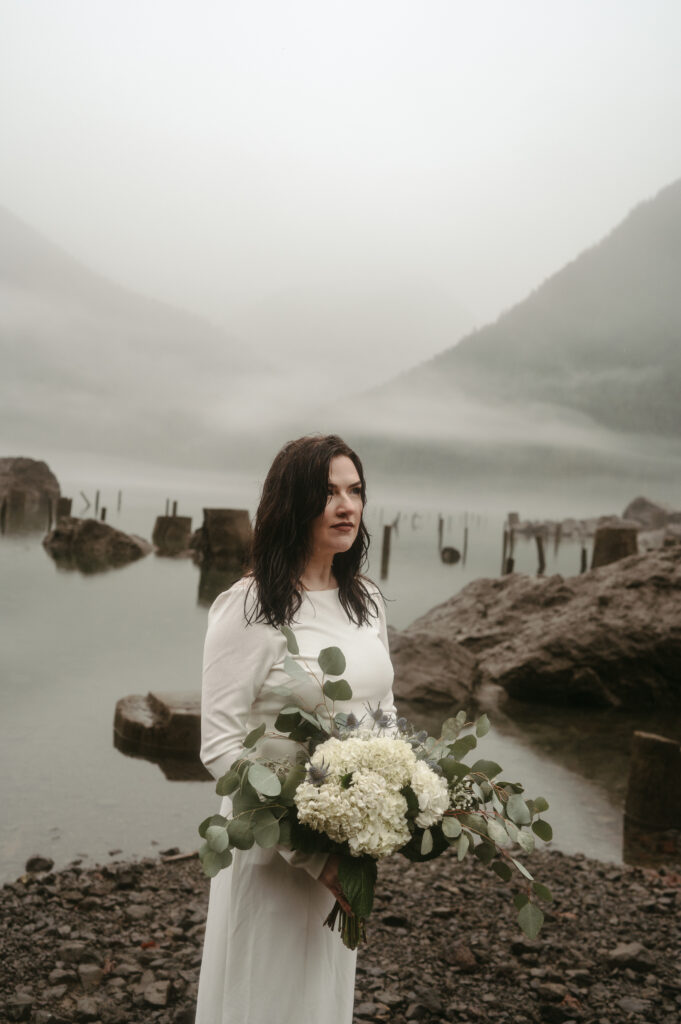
[323,900,366,950]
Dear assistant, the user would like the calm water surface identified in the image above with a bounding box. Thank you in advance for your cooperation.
[1,479,677,883]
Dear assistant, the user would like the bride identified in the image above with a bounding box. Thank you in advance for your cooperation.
[195,434,395,1024]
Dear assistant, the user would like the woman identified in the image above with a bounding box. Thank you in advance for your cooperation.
[195,434,395,1024]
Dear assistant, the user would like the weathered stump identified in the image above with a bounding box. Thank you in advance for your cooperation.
[192,508,252,571]
[623,731,681,865]
[114,692,201,758]
[56,496,72,519]
[591,524,638,569]
[152,515,192,556]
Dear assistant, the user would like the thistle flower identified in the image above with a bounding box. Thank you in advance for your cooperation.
[306,758,330,786]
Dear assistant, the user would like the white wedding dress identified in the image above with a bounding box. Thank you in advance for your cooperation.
[195,579,395,1024]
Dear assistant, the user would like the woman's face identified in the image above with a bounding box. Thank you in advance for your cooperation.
[308,455,363,560]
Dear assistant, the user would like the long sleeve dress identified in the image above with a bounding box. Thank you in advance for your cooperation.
[195,578,395,1024]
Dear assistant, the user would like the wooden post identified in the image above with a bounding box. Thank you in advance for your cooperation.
[172,500,178,516]
[0,498,6,534]
[165,498,170,516]
[380,524,392,580]
[580,546,588,573]
[501,526,508,574]
[100,507,107,522]
[94,490,100,515]
[553,521,562,555]
[80,490,91,511]
[117,490,122,512]
[463,512,469,566]
[535,533,546,575]
[437,515,444,552]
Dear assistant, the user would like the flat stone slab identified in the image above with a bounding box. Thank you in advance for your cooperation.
[114,691,200,757]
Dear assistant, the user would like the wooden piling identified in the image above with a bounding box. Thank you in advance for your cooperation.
[100,507,107,522]
[117,490,122,512]
[580,546,588,573]
[172,500,178,516]
[437,515,444,552]
[535,533,546,575]
[94,490,100,515]
[380,524,392,580]
[165,498,170,516]
[501,527,508,574]
[80,490,91,511]
[463,520,469,565]
[0,498,6,534]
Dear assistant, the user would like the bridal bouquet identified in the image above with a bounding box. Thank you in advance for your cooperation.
[198,630,553,948]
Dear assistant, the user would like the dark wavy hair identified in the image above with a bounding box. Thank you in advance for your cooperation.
[247,434,378,628]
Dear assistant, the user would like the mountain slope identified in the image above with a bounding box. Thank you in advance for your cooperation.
[0,207,267,466]
[396,178,681,436]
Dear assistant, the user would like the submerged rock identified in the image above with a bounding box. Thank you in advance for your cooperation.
[43,517,151,572]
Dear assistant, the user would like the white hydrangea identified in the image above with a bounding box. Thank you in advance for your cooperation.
[294,734,449,858]
[410,759,450,828]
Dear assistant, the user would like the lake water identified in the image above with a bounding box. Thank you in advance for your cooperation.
[1,472,678,883]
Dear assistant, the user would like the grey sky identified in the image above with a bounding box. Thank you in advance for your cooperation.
[2,0,681,392]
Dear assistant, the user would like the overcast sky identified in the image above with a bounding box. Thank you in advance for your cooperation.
[2,0,681,389]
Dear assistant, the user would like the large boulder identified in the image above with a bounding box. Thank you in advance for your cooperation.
[43,517,151,572]
[0,456,60,532]
[390,626,476,705]
[624,496,674,530]
[394,544,681,709]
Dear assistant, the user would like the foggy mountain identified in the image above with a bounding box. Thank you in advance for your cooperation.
[0,206,269,467]
[381,177,681,437]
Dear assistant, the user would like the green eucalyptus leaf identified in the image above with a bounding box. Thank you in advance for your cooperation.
[491,791,504,814]
[252,811,281,848]
[532,819,553,842]
[198,813,227,839]
[475,713,491,737]
[456,710,468,726]
[277,818,292,847]
[441,717,463,741]
[337,856,377,918]
[533,796,550,813]
[516,830,535,854]
[492,860,513,882]
[474,840,496,865]
[323,678,353,702]
[518,902,544,940]
[199,845,224,878]
[205,825,230,853]
[506,794,531,826]
[420,828,434,856]
[450,734,477,759]
[318,646,347,676]
[215,770,241,797]
[439,758,468,782]
[441,816,462,839]
[243,723,266,749]
[457,833,470,861]
[470,759,503,780]
[510,857,534,881]
[532,882,554,903]
[280,626,299,655]
[280,763,306,804]
[283,655,311,686]
[248,762,281,797]
[486,818,509,845]
[270,684,296,698]
[227,817,255,850]
[513,892,529,911]
[274,707,303,732]
[505,819,519,843]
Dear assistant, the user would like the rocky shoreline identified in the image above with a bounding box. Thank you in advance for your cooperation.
[2,847,680,1024]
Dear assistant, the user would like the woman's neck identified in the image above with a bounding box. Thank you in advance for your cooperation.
[300,555,336,591]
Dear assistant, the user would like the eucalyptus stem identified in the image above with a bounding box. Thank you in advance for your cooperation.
[323,901,366,950]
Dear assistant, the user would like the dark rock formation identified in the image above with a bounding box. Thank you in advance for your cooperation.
[624,496,675,530]
[390,628,476,705]
[43,517,151,573]
[0,456,60,533]
[396,544,681,709]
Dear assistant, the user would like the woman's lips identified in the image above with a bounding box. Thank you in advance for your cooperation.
[332,523,354,532]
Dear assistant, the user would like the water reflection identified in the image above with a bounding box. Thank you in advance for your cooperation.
[197,561,242,607]
[113,731,211,781]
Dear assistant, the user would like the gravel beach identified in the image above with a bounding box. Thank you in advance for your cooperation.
[2,847,680,1024]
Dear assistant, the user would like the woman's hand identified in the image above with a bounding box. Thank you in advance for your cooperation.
[318,854,352,915]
